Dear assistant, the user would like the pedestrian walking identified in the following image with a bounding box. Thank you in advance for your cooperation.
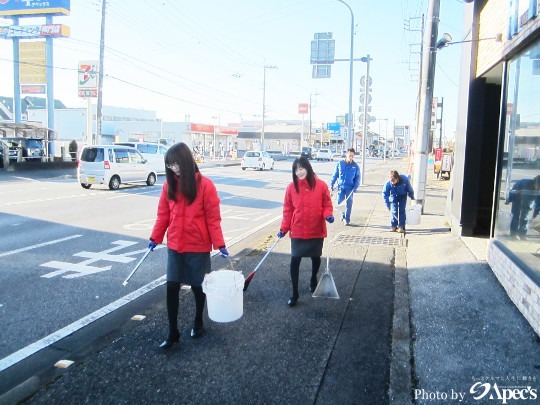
[149,142,228,349]
[382,170,415,233]
[330,148,360,225]
[279,157,334,307]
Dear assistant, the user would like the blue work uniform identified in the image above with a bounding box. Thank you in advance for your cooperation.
[382,175,415,228]
[330,159,361,224]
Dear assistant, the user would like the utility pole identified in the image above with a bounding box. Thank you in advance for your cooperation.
[96,0,107,145]
[413,0,440,209]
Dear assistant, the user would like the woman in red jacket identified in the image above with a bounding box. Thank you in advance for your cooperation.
[279,157,334,306]
[149,143,228,349]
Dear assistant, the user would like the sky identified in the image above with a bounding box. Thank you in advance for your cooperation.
[0,0,467,140]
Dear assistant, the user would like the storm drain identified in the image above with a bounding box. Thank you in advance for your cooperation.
[334,235,407,247]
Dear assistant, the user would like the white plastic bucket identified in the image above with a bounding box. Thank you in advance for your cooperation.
[406,204,422,225]
[202,270,244,323]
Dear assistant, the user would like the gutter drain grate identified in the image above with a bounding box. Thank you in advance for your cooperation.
[334,235,407,247]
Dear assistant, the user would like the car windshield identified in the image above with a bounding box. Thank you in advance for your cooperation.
[26,140,43,148]
[246,152,260,157]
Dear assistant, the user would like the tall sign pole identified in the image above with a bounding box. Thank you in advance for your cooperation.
[96,0,107,145]
[413,0,440,209]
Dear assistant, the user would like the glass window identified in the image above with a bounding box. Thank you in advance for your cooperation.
[146,144,158,154]
[81,147,104,162]
[494,40,540,274]
[114,149,129,164]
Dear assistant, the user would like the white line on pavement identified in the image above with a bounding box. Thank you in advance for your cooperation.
[0,276,166,373]
[0,235,83,258]
[0,216,282,372]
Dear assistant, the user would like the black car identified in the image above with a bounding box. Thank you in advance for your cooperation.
[0,138,45,161]
[301,147,314,159]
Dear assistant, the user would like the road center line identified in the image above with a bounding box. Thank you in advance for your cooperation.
[0,235,83,258]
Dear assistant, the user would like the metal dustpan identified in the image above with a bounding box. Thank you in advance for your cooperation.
[312,256,339,299]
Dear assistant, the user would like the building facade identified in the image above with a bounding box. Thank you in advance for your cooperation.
[450,0,540,334]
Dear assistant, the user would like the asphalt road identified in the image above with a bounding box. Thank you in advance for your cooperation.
[0,159,381,369]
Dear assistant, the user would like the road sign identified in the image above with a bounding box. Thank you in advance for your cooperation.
[360,76,372,87]
[360,93,372,105]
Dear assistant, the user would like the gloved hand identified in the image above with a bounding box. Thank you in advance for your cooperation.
[148,241,157,251]
[219,248,229,258]
[277,230,286,238]
[326,216,334,223]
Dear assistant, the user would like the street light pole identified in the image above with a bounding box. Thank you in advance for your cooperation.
[336,0,355,149]
[261,65,277,151]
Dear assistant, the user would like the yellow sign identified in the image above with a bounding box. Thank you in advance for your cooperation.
[19,42,46,84]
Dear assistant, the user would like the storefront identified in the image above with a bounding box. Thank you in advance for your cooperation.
[451,0,540,335]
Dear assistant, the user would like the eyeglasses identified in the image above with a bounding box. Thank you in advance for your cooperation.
[166,163,179,170]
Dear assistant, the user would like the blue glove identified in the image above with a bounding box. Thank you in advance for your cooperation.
[148,241,157,251]
[219,248,229,258]
[277,230,286,238]
[326,216,334,223]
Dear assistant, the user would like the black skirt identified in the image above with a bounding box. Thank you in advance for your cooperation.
[166,248,211,286]
[291,238,324,258]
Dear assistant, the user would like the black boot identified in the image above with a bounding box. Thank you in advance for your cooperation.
[160,281,180,349]
[310,256,321,293]
[289,257,301,307]
[191,286,206,338]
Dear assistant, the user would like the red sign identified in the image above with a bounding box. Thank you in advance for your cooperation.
[21,85,46,94]
[78,89,97,98]
[190,123,214,134]
[217,127,238,135]
[298,103,309,114]
[435,147,443,162]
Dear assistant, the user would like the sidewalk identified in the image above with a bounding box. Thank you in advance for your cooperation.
[2,159,539,404]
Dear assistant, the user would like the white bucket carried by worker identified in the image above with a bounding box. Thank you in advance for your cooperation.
[202,270,244,322]
[406,204,422,225]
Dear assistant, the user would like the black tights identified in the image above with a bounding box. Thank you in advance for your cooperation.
[166,281,206,336]
[289,256,321,297]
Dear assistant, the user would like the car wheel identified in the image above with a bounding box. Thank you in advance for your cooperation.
[242,167,246,170]
[81,183,92,189]
[260,164,265,171]
[109,175,121,190]
[271,162,274,170]
[146,173,156,186]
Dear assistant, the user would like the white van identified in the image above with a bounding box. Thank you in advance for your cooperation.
[78,145,157,190]
[113,142,168,174]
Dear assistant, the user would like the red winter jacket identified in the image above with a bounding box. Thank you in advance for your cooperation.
[150,173,225,253]
[280,177,333,239]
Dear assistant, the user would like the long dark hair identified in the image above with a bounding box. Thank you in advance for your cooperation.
[292,157,316,193]
[164,143,200,204]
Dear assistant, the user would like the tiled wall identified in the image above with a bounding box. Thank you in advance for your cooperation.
[487,241,540,337]
[476,0,508,77]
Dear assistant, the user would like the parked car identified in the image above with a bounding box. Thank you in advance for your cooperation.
[267,150,287,161]
[241,151,275,171]
[113,141,168,174]
[301,146,314,159]
[0,137,45,161]
[316,149,334,161]
[78,145,157,190]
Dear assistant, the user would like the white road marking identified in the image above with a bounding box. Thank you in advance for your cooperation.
[0,214,283,374]
[0,276,166,373]
[107,189,159,199]
[0,193,101,207]
[40,240,142,279]
[0,235,83,258]
[221,191,249,200]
